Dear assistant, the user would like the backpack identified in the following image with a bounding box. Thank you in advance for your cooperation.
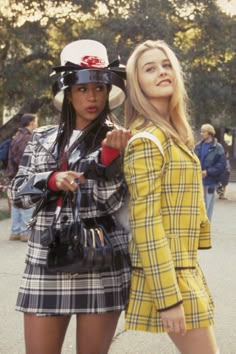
[0,138,11,169]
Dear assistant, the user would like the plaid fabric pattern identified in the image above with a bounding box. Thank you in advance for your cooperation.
[9,126,129,265]
[125,264,214,332]
[124,123,211,314]
[17,261,130,314]
[9,125,131,314]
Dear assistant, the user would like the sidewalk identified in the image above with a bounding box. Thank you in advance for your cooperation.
[0,197,10,212]
[0,184,236,353]
[223,181,236,200]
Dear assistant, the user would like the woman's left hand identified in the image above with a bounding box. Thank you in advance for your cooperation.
[160,303,186,336]
[103,128,132,151]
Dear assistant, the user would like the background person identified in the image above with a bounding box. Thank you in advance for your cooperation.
[216,150,231,200]
[123,40,219,354]
[7,113,38,242]
[195,124,226,220]
[8,39,131,354]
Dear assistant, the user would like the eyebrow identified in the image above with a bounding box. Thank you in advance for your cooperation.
[142,58,171,69]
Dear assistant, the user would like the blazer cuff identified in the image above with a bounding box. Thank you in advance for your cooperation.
[17,171,55,197]
[83,155,122,180]
[158,300,183,312]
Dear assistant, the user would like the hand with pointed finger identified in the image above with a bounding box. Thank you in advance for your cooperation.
[160,303,186,336]
[54,171,86,192]
[103,128,132,151]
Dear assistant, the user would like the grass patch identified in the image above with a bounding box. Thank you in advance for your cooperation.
[0,210,10,221]
[0,191,8,198]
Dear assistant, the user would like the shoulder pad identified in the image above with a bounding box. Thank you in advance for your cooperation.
[34,125,57,133]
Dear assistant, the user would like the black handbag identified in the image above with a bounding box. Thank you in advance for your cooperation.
[44,190,115,273]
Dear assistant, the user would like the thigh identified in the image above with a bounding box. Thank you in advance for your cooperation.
[24,313,71,354]
[168,326,218,354]
[76,312,121,354]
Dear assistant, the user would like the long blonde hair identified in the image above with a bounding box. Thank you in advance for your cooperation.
[125,40,194,149]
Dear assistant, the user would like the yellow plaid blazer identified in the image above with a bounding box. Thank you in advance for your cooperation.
[124,122,211,310]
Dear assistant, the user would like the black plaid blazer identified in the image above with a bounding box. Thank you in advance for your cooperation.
[8,124,129,266]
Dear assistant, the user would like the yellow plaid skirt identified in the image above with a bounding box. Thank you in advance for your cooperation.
[125,264,215,333]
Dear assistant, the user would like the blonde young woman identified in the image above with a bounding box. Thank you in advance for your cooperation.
[123,40,219,354]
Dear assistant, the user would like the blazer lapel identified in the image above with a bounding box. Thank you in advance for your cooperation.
[175,141,199,164]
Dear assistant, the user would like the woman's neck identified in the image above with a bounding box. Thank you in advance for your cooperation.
[150,98,170,121]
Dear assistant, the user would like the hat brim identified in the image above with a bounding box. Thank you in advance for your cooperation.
[52,69,126,111]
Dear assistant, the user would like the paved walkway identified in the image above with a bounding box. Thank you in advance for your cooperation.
[0,184,236,353]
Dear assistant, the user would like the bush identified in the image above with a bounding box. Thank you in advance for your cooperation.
[0,170,9,195]
[0,210,10,221]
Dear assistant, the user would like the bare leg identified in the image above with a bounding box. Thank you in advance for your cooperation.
[168,326,218,354]
[24,313,71,354]
[76,311,121,354]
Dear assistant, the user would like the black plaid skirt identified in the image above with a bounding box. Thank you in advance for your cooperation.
[16,260,131,315]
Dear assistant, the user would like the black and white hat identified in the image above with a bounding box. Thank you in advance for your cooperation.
[51,39,126,111]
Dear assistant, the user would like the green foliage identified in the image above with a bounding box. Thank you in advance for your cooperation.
[0,0,235,129]
[0,210,10,221]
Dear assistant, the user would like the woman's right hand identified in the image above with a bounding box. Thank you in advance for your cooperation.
[160,303,186,335]
[54,171,86,192]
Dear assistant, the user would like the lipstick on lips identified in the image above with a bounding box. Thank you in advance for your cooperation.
[86,106,97,113]
[158,79,171,86]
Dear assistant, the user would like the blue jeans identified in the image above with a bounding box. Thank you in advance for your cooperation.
[203,185,215,221]
[10,206,33,236]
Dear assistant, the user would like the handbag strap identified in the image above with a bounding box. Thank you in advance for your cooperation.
[127,131,165,173]
[74,187,81,222]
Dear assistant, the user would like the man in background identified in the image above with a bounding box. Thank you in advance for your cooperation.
[195,123,226,220]
[7,113,38,241]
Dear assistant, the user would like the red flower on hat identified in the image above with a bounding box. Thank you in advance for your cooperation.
[80,56,106,68]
